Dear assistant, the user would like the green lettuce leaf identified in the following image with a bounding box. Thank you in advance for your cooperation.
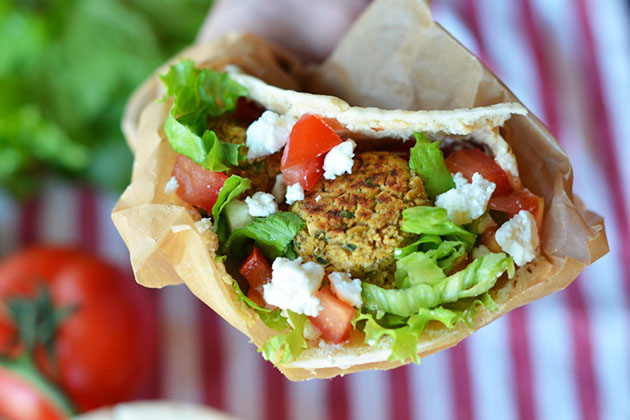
[362,253,514,316]
[225,212,305,259]
[161,61,248,172]
[355,293,497,363]
[401,206,476,251]
[211,175,251,243]
[409,132,454,199]
[396,235,467,274]
[259,311,308,365]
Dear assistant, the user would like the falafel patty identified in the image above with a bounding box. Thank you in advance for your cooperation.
[291,152,429,286]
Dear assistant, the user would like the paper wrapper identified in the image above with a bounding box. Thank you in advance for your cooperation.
[112,0,608,380]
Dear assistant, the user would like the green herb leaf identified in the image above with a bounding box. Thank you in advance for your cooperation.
[409,132,454,200]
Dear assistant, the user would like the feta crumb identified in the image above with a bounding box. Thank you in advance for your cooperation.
[246,111,297,159]
[329,272,363,307]
[495,210,539,266]
[315,195,322,202]
[195,218,213,234]
[435,172,496,225]
[323,140,356,180]
[271,174,287,203]
[285,183,304,205]
[245,192,278,217]
[472,244,492,259]
[263,257,324,316]
[303,319,322,341]
[164,176,179,194]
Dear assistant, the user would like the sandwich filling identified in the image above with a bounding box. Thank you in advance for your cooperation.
[160,61,543,365]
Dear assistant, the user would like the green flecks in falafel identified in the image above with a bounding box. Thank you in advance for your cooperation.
[290,152,430,286]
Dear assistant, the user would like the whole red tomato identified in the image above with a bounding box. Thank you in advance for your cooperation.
[0,247,158,416]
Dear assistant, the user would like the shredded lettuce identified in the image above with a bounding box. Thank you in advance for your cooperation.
[225,212,305,259]
[401,206,476,251]
[408,132,454,199]
[396,235,467,274]
[160,60,248,172]
[355,292,497,363]
[259,311,308,365]
[363,253,514,316]
[211,175,251,243]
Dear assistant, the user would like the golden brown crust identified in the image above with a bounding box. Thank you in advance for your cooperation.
[291,152,428,284]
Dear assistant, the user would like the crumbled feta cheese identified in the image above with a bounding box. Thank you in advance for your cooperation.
[285,183,304,205]
[315,195,322,202]
[271,174,287,203]
[329,272,363,307]
[435,172,496,225]
[495,210,539,266]
[245,192,278,217]
[263,257,324,316]
[164,176,179,194]
[195,218,213,234]
[246,111,297,159]
[303,319,322,341]
[323,140,356,180]
[472,244,492,259]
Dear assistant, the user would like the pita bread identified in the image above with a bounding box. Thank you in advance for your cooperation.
[112,27,606,380]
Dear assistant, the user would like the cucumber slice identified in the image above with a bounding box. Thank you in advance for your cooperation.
[224,199,254,232]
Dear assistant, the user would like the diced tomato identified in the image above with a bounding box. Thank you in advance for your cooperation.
[482,227,503,253]
[280,115,342,190]
[235,97,265,124]
[444,149,513,197]
[282,115,342,168]
[308,286,355,344]
[281,154,325,192]
[239,247,273,306]
[172,155,228,212]
[489,189,544,230]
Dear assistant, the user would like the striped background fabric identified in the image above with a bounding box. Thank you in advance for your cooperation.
[0,0,629,419]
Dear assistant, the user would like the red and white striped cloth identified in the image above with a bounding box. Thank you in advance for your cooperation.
[1,0,629,419]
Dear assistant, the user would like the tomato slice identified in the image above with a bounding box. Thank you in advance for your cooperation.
[489,190,544,230]
[281,154,325,192]
[482,227,503,253]
[239,247,273,307]
[444,149,513,197]
[308,286,355,344]
[172,155,229,212]
[281,115,342,169]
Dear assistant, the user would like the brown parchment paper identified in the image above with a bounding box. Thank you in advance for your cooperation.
[112,0,608,380]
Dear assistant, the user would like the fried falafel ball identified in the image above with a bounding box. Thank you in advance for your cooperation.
[291,152,429,286]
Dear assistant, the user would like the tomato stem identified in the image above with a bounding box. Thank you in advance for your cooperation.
[0,354,76,417]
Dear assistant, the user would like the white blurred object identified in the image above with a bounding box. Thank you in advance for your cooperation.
[75,401,239,420]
